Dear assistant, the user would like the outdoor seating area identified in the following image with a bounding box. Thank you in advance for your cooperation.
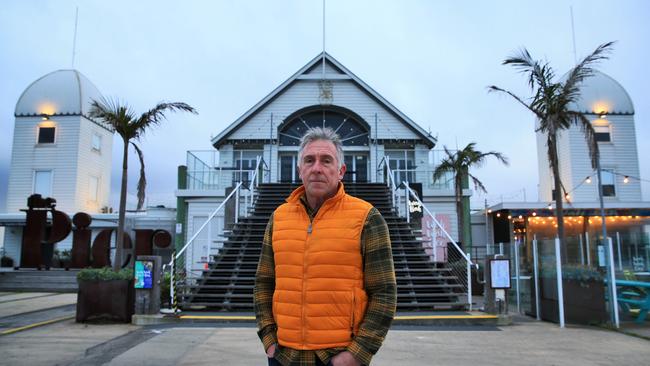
[616,279,650,324]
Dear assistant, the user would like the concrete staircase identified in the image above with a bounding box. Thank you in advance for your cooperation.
[177,182,467,311]
[0,269,79,292]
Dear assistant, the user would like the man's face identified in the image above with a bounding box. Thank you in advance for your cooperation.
[298,139,346,203]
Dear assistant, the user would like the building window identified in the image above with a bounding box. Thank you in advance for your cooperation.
[34,170,53,197]
[88,176,99,202]
[594,125,611,142]
[279,107,369,146]
[92,133,102,152]
[601,170,616,197]
[38,126,56,144]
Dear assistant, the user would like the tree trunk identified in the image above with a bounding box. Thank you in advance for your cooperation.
[550,135,567,262]
[455,175,464,247]
[115,137,129,270]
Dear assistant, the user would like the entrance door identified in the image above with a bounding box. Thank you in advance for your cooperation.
[279,154,298,183]
[343,153,368,183]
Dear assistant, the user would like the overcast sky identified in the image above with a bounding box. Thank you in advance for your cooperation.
[1,0,649,211]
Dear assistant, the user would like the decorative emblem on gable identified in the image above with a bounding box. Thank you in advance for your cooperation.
[318,80,333,106]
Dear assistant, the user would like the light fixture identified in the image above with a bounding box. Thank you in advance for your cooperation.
[624,176,630,184]
[496,212,501,217]
[585,176,592,184]
[487,209,492,213]
[532,212,537,216]
[599,110,607,119]
[565,193,570,200]
[548,203,553,210]
[41,113,49,120]
[507,215,512,220]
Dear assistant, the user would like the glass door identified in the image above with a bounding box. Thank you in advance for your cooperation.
[279,154,298,183]
[343,153,369,183]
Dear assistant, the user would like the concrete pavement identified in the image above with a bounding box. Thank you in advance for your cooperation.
[1,292,650,365]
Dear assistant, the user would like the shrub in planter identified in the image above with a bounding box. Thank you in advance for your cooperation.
[1,254,14,268]
[76,267,135,323]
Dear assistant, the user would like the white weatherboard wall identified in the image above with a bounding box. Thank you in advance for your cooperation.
[537,114,641,203]
[228,80,420,143]
[6,115,112,214]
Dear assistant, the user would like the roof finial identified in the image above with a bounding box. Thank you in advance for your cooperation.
[570,6,578,65]
[322,0,326,80]
[71,7,79,68]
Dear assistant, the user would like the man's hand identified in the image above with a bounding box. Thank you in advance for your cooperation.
[330,351,361,366]
[266,343,277,358]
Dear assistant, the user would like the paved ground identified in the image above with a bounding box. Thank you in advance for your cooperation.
[1,292,650,365]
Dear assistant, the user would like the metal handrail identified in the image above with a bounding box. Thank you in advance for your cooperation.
[377,156,398,207]
[166,155,268,312]
[404,182,477,310]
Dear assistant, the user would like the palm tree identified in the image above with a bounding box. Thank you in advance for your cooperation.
[89,99,197,270]
[489,41,614,251]
[433,142,508,249]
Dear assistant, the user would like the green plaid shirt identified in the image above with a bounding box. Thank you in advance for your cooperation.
[254,193,397,366]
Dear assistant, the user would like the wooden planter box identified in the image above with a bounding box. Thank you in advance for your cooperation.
[531,278,608,325]
[76,280,135,323]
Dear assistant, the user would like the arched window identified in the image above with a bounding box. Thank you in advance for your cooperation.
[279,108,369,146]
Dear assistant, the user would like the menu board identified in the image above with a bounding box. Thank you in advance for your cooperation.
[490,259,511,289]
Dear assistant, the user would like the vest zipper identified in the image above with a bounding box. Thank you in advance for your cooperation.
[301,209,313,348]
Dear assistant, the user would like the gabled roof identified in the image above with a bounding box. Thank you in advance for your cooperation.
[211,52,436,148]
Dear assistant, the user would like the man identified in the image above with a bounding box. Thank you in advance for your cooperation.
[255,127,397,366]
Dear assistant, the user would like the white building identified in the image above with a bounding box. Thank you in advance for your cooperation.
[176,53,464,254]
[7,69,114,214]
[537,70,642,204]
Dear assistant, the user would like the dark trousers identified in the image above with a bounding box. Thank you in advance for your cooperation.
[267,357,331,366]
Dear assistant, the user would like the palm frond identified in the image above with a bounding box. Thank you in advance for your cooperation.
[562,41,615,104]
[133,102,198,137]
[488,85,543,119]
[568,111,600,168]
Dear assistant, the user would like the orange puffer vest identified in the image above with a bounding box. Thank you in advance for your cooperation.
[272,184,372,350]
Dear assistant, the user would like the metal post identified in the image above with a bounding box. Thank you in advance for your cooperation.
[207,216,212,265]
[170,255,176,312]
[616,232,623,271]
[515,240,521,314]
[499,242,504,256]
[585,232,591,266]
[607,237,620,328]
[555,237,565,328]
[467,253,472,311]
[404,180,408,218]
[533,235,540,320]
[579,234,585,265]
[235,186,240,224]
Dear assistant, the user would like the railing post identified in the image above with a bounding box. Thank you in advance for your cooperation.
[207,216,212,265]
[405,181,410,223]
[616,232,623,271]
[607,237,620,328]
[235,185,240,224]
[533,235,540,320]
[554,237,565,328]
[170,255,176,313]
[585,232,591,266]
[467,253,472,311]
[515,240,521,314]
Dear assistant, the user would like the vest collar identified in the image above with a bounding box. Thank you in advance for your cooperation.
[286,182,346,210]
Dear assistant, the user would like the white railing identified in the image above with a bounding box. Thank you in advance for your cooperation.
[165,156,267,312]
[404,183,477,311]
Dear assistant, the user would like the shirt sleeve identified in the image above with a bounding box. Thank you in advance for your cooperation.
[347,207,397,365]
[254,213,278,351]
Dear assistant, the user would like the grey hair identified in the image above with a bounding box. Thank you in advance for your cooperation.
[297,127,344,169]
